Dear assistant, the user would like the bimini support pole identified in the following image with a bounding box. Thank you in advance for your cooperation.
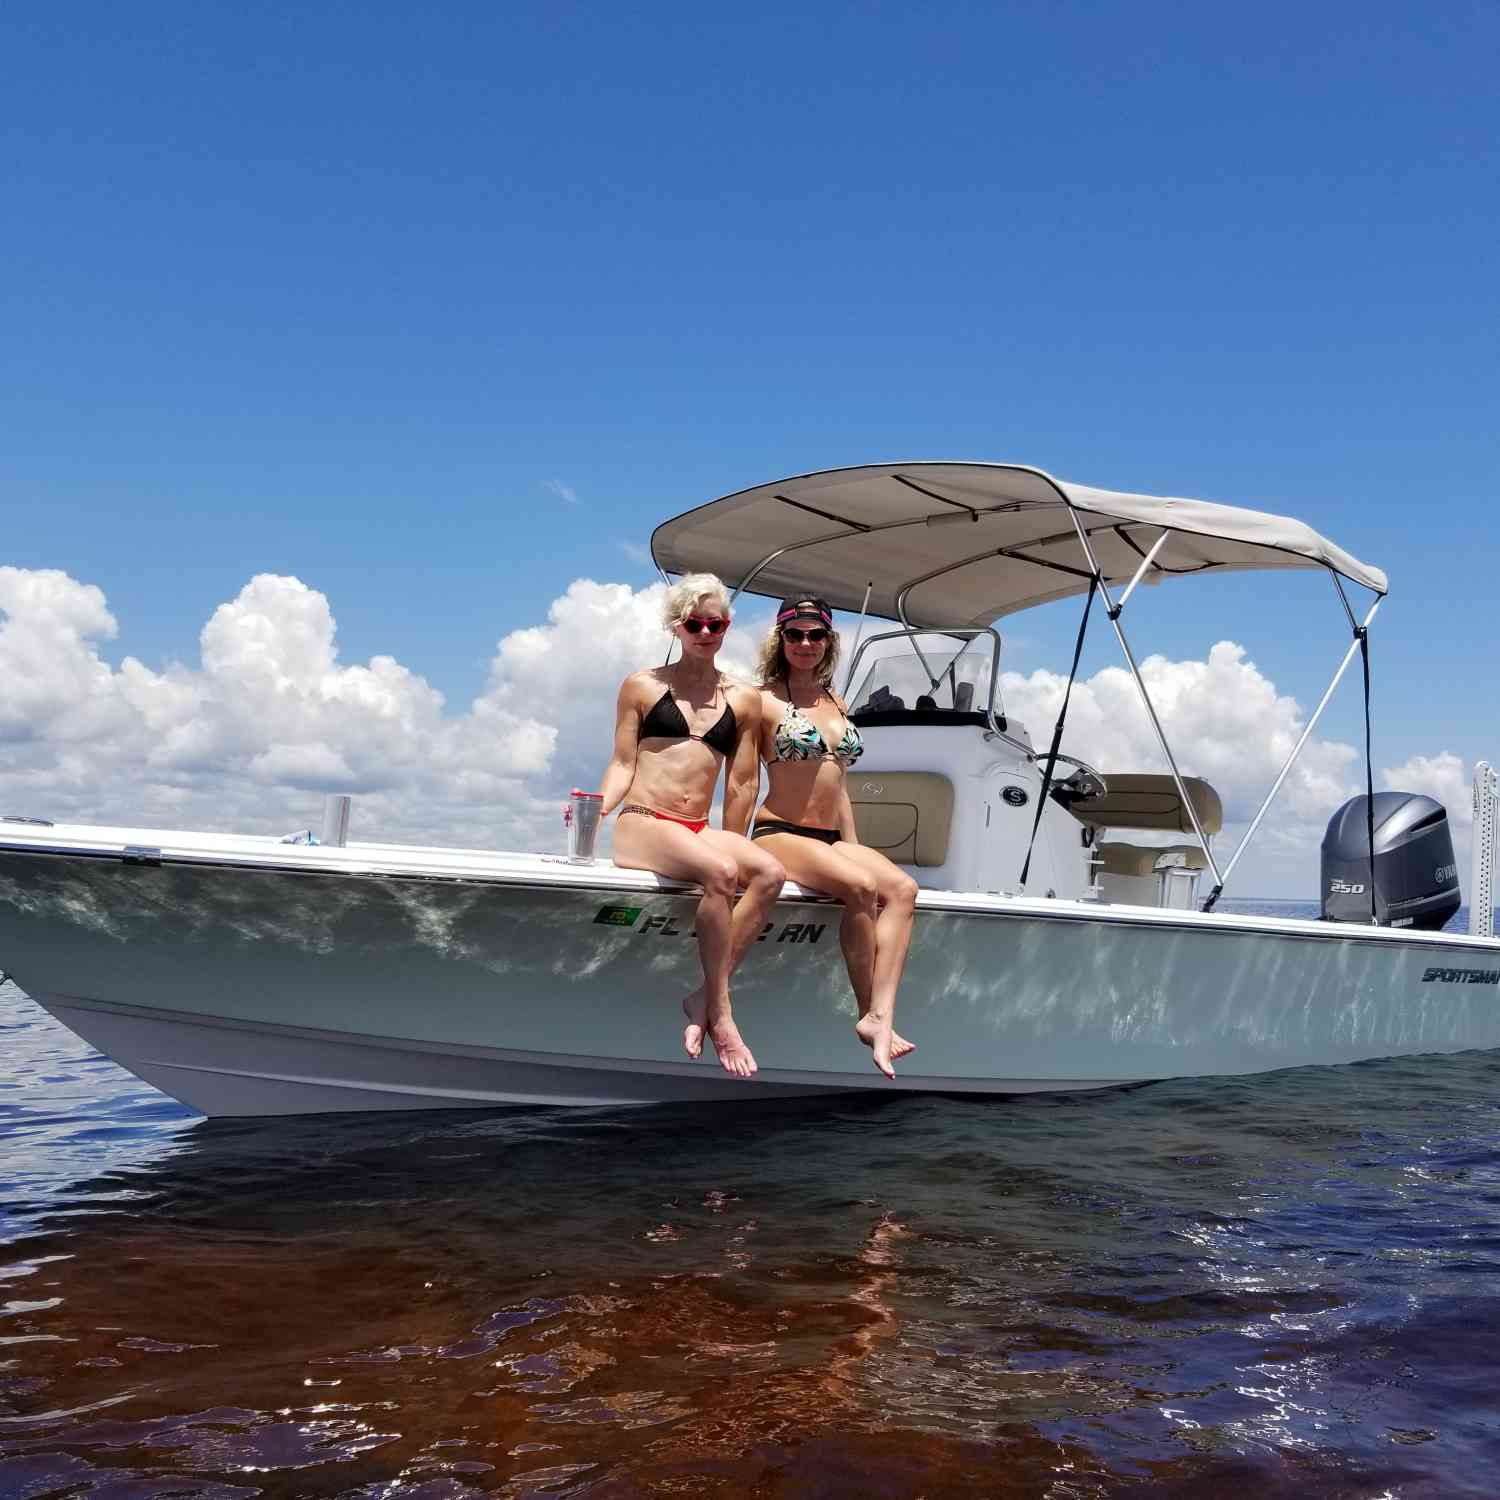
[841,581,874,695]
[895,597,944,695]
[1358,607,1377,923]
[1065,511,1225,891]
[1019,576,1098,890]
[1204,589,1383,908]
[1332,574,1380,924]
[1473,761,1498,939]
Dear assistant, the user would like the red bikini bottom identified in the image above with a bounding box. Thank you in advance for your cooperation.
[619,803,709,834]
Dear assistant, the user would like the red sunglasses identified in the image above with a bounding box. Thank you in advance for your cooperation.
[782,626,829,644]
[682,616,728,635]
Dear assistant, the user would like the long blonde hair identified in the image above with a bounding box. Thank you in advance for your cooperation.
[755,599,842,691]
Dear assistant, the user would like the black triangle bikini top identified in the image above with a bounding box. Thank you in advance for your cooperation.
[639,684,738,757]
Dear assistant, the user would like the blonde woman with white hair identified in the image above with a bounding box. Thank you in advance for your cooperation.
[599,573,784,1079]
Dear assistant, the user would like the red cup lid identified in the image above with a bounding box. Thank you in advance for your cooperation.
[569,789,603,798]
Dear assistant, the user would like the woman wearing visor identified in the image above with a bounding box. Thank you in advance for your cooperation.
[600,573,784,1078]
[752,596,918,1079]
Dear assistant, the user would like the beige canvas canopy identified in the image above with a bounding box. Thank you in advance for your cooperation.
[651,462,1387,627]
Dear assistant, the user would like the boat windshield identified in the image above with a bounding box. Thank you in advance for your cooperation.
[846,633,1000,725]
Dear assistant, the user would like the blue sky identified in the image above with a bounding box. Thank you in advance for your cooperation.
[3,2,1497,883]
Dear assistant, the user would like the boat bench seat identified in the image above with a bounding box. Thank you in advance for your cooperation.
[1070,773,1223,836]
[848,772,954,867]
[1095,841,1210,878]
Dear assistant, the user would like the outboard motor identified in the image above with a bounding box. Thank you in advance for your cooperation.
[1321,792,1461,930]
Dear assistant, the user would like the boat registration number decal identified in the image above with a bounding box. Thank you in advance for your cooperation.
[1421,967,1500,985]
[593,903,826,944]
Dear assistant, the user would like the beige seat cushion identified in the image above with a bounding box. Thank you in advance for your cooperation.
[1096,840,1210,877]
[848,772,954,867]
[1071,774,1223,836]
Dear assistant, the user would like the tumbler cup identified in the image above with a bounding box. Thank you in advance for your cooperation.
[565,790,603,862]
[321,794,352,848]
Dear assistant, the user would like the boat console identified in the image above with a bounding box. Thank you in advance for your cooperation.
[842,629,1225,908]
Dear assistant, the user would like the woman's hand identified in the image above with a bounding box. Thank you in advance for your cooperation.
[721,686,763,835]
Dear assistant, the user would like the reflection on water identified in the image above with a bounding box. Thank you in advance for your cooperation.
[5,952,1500,1496]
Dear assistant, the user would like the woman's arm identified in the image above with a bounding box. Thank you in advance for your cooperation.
[722,688,763,836]
[833,692,860,843]
[598,677,642,815]
[836,780,860,844]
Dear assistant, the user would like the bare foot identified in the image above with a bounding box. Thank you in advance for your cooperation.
[855,1014,896,1080]
[890,1032,916,1060]
[707,1015,757,1079]
[681,985,707,1060]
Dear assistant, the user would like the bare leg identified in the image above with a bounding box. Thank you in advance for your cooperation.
[683,831,783,1071]
[679,890,775,1059]
[840,901,896,1077]
[610,816,755,1077]
[680,885,730,1058]
[838,843,919,1069]
[834,894,915,1060]
[837,898,877,1029]
[751,833,899,1078]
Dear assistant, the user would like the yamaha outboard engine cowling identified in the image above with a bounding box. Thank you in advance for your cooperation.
[1321,792,1461,929]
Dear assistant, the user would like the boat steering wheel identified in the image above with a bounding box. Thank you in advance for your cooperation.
[1036,752,1108,801]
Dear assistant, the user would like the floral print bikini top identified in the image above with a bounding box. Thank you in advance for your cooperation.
[770,694,864,767]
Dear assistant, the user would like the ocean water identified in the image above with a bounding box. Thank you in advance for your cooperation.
[3,903,1500,1497]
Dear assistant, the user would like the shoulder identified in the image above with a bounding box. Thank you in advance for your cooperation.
[618,670,663,705]
[830,688,852,715]
[723,677,764,716]
[742,678,788,714]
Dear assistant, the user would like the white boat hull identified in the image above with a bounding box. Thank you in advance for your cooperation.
[2,829,1499,1115]
[33,997,1114,1113]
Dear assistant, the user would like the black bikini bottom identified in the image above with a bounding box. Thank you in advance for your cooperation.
[751,819,840,845]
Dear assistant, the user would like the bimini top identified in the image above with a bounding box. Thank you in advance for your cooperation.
[651,462,1388,627]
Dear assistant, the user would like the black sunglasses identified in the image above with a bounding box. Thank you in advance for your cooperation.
[682,616,728,635]
[782,626,829,644]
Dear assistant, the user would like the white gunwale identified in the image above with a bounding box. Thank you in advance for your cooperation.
[2,823,1496,956]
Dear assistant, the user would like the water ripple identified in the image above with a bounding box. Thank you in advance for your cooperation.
[4,933,1500,1496]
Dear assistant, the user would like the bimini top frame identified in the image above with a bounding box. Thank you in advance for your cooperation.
[651,461,1386,627]
[652,462,1388,907]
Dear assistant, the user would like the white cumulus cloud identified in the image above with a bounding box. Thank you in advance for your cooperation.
[0,567,1475,895]
[1382,752,1473,829]
[0,566,127,745]
[0,570,561,846]
[0,569,776,858]
[999,640,1364,846]
[1381,751,1480,877]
